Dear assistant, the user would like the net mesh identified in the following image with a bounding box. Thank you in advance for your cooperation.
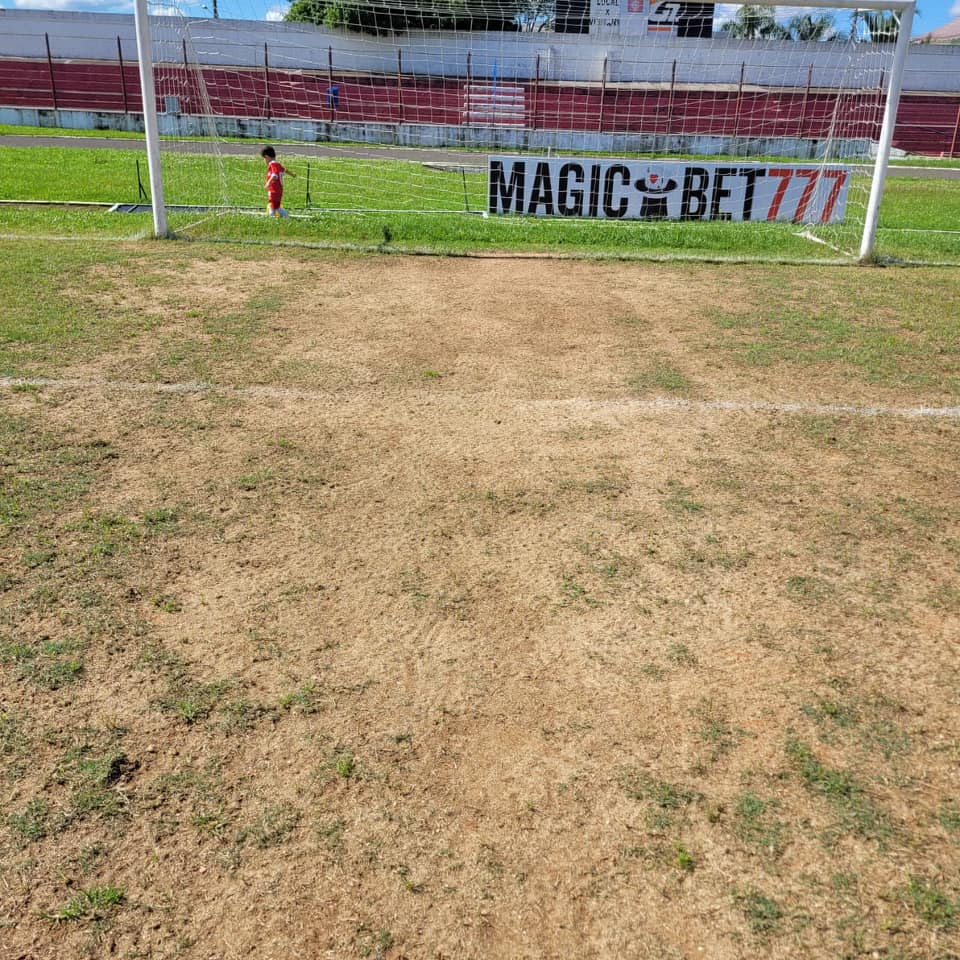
[0,1,909,255]
[141,1,902,252]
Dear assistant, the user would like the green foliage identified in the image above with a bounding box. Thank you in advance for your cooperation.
[54,742,133,821]
[673,842,695,872]
[558,573,601,608]
[285,0,521,34]
[218,698,276,733]
[938,804,960,832]
[317,816,347,851]
[720,5,837,41]
[786,11,836,40]
[665,642,698,666]
[664,481,705,516]
[720,5,789,39]
[279,681,326,714]
[785,574,832,603]
[859,10,900,43]
[0,711,28,764]
[335,750,357,779]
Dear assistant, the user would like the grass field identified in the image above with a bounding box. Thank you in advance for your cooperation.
[2,141,960,262]
[5,124,960,169]
[1,237,959,959]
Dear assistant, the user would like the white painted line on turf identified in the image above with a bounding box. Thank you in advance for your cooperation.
[1,376,959,421]
[532,396,960,420]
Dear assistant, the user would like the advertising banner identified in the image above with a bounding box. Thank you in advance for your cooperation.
[488,157,851,224]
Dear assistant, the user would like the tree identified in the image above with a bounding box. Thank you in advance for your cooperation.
[516,0,555,32]
[786,12,837,41]
[719,5,790,40]
[285,0,522,33]
[859,10,900,43]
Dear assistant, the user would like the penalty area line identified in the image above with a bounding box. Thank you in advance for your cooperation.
[1,377,959,421]
[532,396,960,420]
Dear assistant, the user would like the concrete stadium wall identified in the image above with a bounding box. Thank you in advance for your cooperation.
[2,8,959,92]
[0,105,870,160]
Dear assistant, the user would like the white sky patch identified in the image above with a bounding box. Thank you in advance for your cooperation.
[951,0,960,17]
[265,4,288,21]
[712,3,739,23]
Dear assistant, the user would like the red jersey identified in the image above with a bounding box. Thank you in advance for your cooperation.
[265,160,286,195]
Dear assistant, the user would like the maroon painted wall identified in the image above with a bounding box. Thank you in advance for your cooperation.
[1,57,957,156]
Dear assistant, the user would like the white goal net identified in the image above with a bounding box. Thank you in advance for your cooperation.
[138,0,913,258]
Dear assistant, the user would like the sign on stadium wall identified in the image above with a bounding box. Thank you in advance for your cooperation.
[488,158,851,224]
[587,0,716,37]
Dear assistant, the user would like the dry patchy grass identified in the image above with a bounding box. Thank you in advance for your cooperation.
[1,248,959,959]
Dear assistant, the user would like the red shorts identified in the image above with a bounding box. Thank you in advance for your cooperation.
[267,190,283,211]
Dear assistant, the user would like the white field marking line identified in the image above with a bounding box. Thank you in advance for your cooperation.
[175,214,221,235]
[0,233,144,242]
[532,396,960,420]
[2,377,959,421]
[795,229,847,256]
[878,227,960,235]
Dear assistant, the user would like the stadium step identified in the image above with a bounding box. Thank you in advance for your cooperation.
[462,82,526,126]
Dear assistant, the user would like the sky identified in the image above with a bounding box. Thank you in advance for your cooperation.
[1,0,957,36]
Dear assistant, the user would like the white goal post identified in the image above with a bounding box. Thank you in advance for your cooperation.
[131,0,917,261]
[134,0,167,238]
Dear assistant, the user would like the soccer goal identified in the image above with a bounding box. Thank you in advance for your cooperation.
[133,0,915,260]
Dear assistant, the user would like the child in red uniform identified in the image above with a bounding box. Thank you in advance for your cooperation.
[260,145,296,217]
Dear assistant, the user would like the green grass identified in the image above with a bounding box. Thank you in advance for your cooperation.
[238,802,301,849]
[0,637,84,690]
[5,123,959,168]
[0,123,148,141]
[785,738,891,841]
[54,740,133,812]
[50,885,125,922]
[1,144,958,262]
[157,677,233,724]
[904,877,958,930]
[708,272,960,394]
[620,771,699,810]
[735,889,784,936]
[938,804,960,832]
[664,482,705,517]
[733,792,788,859]
[0,242,161,377]
[7,798,51,842]
[630,360,693,394]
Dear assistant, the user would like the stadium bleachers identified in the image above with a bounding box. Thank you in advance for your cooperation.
[0,54,957,156]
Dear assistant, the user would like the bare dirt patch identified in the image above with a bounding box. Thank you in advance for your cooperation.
[2,253,959,960]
